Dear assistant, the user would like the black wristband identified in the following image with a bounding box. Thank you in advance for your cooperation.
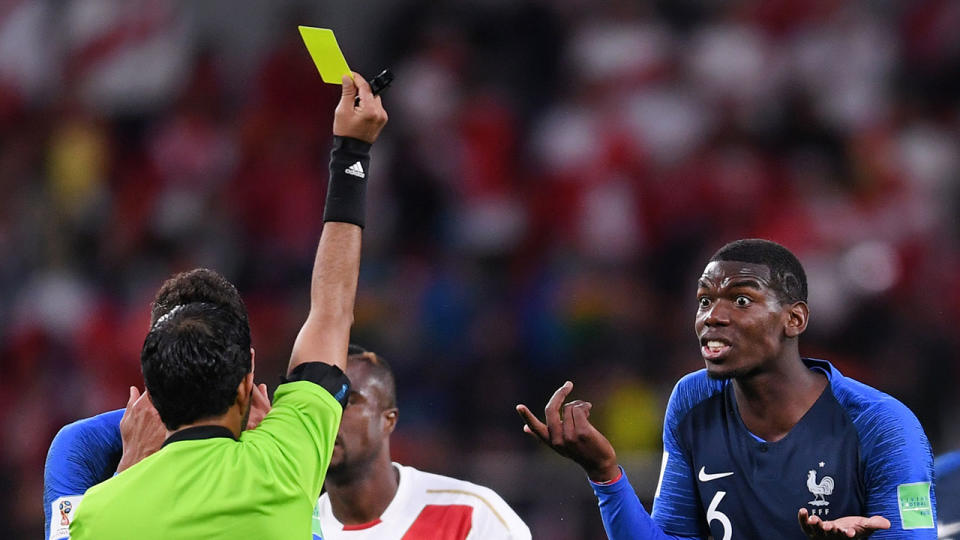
[324,136,372,228]
[282,362,351,408]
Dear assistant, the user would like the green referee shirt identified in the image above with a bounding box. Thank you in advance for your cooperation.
[70,379,344,540]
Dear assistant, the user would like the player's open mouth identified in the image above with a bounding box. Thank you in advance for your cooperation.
[701,340,731,360]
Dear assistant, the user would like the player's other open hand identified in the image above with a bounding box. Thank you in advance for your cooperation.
[798,508,891,538]
[333,72,388,144]
[516,381,620,483]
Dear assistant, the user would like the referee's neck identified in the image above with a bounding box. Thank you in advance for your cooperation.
[169,414,243,441]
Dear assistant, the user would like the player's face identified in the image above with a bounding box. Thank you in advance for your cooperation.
[329,363,394,474]
[694,261,789,380]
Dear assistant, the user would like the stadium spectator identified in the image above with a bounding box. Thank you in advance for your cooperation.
[315,344,531,539]
[518,239,937,539]
[64,73,387,539]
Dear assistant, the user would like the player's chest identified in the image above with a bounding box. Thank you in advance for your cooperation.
[683,398,865,537]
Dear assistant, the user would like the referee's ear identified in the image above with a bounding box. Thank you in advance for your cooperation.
[236,371,255,410]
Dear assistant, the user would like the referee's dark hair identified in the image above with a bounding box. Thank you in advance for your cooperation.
[710,239,808,304]
[142,302,252,431]
[150,268,248,328]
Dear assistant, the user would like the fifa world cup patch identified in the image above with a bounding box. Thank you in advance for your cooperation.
[897,482,934,529]
[49,495,83,540]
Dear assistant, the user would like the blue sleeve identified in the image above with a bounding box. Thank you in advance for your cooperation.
[650,373,714,537]
[591,468,701,540]
[935,451,960,526]
[43,409,124,539]
[853,396,937,538]
[936,451,960,478]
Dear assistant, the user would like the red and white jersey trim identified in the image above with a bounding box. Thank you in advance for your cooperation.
[316,463,531,539]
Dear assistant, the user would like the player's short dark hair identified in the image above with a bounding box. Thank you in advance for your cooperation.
[142,302,252,430]
[347,344,396,410]
[709,239,808,303]
[150,268,248,328]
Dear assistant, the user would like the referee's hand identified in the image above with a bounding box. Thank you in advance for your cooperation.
[333,72,388,144]
[517,381,620,483]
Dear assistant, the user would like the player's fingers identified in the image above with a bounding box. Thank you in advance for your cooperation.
[255,384,269,407]
[126,386,139,408]
[797,512,810,534]
[544,381,573,446]
[567,401,597,439]
[865,515,890,530]
[521,423,543,443]
[133,387,153,408]
[543,382,573,423]
[516,404,549,442]
[561,402,578,443]
[139,390,160,414]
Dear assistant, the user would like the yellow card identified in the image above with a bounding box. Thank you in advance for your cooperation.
[298,26,352,84]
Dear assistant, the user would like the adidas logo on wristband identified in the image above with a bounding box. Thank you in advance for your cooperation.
[344,161,365,178]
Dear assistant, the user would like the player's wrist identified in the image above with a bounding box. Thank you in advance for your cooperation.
[324,136,372,227]
[586,462,622,484]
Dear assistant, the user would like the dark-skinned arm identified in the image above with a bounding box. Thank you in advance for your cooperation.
[517,382,702,540]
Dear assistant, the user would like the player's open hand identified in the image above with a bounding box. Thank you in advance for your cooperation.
[333,72,388,144]
[245,383,271,431]
[117,386,167,473]
[798,508,891,538]
[516,381,620,483]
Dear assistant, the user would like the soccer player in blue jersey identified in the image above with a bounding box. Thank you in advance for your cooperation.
[518,238,937,539]
[936,451,960,538]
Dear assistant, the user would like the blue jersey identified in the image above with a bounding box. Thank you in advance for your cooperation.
[44,409,124,540]
[937,451,960,539]
[592,358,937,539]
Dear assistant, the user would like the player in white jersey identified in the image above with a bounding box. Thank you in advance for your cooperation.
[314,346,531,540]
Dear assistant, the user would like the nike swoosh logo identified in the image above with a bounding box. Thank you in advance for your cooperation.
[940,520,960,537]
[698,466,734,482]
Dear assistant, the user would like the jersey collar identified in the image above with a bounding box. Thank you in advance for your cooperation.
[162,425,237,448]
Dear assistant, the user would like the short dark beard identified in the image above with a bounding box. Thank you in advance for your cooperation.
[326,448,382,487]
[707,365,760,381]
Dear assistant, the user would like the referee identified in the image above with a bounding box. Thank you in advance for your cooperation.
[69,72,388,540]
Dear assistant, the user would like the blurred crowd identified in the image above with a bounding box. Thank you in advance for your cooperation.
[2,0,959,537]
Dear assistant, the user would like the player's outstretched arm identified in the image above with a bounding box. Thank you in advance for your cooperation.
[288,72,387,375]
[517,382,699,540]
[798,508,890,538]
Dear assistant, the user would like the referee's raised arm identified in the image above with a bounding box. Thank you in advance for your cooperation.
[289,72,388,376]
